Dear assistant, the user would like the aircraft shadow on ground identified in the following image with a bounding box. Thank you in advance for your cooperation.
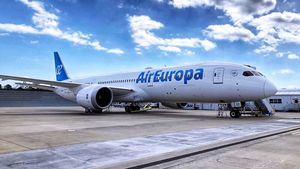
[0,108,273,120]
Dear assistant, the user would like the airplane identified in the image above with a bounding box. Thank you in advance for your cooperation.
[0,52,277,118]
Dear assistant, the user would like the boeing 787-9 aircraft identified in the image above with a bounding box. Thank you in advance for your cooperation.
[0,52,277,118]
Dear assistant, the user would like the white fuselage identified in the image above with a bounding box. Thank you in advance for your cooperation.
[54,62,277,104]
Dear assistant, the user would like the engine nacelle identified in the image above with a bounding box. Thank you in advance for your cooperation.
[161,102,188,109]
[76,85,113,110]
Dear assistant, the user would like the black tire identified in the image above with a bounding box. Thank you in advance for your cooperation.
[230,110,241,118]
[85,109,102,114]
[236,111,241,118]
[125,106,131,113]
[134,106,141,111]
[85,108,91,113]
[92,109,102,113]
[230,111,236,118]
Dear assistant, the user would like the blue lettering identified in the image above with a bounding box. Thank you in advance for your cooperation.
[154,70,162,82]
[160,71,169,82]
[184,69,194,84]
[136,72,145,83]
[136,68,204,84]
[144,71,150,83]
[194,68,204,80]
[175,70,184,81]
[148,72,154,83]
[169,71,176,81]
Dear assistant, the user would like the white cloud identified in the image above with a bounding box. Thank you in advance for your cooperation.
[134,47,142,55]
[276,52,284,58]
[287,53,299,60]
[205,24,256,42]
[128,15,216,53]
[197,39,216,51]
[20,0,59,29]
[157,46,181,53]
[107,48,124,55]
[0,0,123,55]
[129,15,164,47]
[273,68,295,75]
[202,11,300,56]
[250,12,300,54]
[254,44,277,54]
[30,40,39,44]
[169,0,276,25]
[279,69,295,75]
[168,0,300,57]
[185,50,195,56]
[0,23,40,34]
[273,51,299,59]
[155,0,165,3]
[0,32,9,36]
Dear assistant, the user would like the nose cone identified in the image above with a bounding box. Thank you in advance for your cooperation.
[264,80,277,97]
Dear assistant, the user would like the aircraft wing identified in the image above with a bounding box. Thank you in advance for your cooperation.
[0,75,134,96]
[0,75,81,88]
[14,82,56,91]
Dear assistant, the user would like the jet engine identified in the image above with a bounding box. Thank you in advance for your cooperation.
[76,85,113,110]
[161,102,188,109]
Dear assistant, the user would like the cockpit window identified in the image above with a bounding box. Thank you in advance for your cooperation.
[257,72,264,76]
[243,71,254,76]
[243,71,264,77]
[251,71,260,76]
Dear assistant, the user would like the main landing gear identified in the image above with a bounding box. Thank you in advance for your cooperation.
[85,108,102,114]
[125,104,141,113]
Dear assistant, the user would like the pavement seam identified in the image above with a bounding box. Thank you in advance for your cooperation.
[124,125,300,169]
[0,138,32,151]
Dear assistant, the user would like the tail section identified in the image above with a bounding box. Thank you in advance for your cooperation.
[54,52,69,81]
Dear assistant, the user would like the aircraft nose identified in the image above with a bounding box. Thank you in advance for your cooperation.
[264,80,277,98]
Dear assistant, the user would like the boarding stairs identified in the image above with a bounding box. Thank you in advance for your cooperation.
[254,99,274,116]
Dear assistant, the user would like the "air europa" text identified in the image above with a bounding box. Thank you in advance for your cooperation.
[136,68,204,84]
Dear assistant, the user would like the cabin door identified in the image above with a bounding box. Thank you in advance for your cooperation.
[213,68,224,84]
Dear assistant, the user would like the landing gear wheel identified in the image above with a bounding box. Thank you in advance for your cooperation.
[134,106,140,111]
[85,108,92,113]
[85,108,102,114]
[125,105,141,113]
[93,109,102,113]
[125,106,131,113]
[230,110,241,118]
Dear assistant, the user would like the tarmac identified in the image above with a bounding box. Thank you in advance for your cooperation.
[0,107,299,168]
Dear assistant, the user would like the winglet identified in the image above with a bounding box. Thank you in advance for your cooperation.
[54,52,69,81]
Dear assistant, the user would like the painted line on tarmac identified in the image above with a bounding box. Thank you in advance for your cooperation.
[0,119,299,169]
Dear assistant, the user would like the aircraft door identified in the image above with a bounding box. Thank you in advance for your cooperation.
[213,68,224,84]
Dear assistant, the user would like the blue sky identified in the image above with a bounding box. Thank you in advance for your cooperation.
[0,0,299,88]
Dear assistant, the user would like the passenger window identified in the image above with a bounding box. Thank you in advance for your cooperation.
[243,71,254,76]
